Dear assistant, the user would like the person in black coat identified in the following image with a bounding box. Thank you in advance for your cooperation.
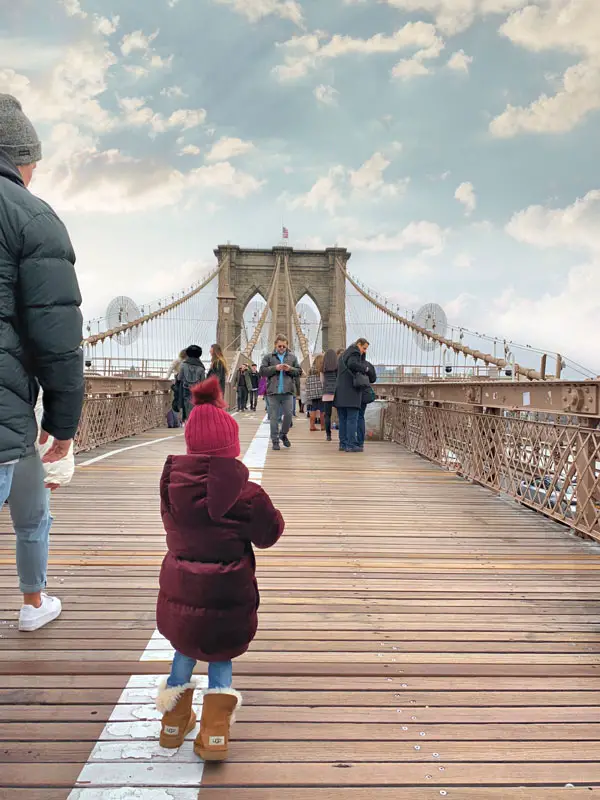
[334,339,370,452]
[0,94,84,631]
[357,361,377,450]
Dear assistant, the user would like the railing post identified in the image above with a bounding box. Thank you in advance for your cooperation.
[574,417,600,536]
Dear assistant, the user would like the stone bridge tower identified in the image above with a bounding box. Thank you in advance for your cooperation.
[215,245,349,357]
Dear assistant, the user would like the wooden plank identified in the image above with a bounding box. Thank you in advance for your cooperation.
[200,762,600,785]
[198,791,599,800]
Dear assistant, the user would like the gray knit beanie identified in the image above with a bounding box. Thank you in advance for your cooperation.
[0,94,42,166]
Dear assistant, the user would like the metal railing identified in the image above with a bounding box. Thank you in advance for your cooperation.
[379,380,600,543]
[75,377,172,453]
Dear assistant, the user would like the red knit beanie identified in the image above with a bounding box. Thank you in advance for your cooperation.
[184,376,240,459]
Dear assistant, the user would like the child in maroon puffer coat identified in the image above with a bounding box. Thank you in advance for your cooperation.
[155,376,284,761]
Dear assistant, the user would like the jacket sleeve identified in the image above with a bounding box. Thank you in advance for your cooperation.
[260,355,277,378]
[347,351,369,375]
[248,484,285,549]
[367,363,377,384]
[287,355,302,377]
[19,212,84,440]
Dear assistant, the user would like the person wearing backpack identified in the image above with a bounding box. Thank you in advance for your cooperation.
[178,345,206,422]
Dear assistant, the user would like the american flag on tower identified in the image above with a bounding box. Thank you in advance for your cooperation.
[282,226,289,240]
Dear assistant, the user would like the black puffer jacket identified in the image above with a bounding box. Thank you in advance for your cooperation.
[334,344,369,409]
[0,151,83,463]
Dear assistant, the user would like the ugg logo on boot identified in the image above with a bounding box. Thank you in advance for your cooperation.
[209,736,225,746]
[164,725,179,735]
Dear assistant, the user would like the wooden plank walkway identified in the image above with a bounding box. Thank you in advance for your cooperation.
[1,410,600,798]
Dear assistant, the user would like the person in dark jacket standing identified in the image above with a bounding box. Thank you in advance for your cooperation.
[156,376,284,762]
[178,345,206,421]
[334,339,370,452]
[0,94,84,631]
[357,360,377,451]
[249,364,260,411]
[321,349,338,442]
[206,343,228,394]
[233,363,252,411]
[260,334,302,451]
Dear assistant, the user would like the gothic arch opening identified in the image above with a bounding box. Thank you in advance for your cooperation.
[296,293,322,356]
[242,291,268,364]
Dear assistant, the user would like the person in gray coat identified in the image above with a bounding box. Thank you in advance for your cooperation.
[0,94,84,631]
[260,334,302,450]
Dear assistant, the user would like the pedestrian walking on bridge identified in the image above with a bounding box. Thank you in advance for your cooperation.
[0,94,84,631]
[260,334,302,451]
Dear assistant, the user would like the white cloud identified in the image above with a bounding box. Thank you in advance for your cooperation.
[205,136,255,161]
[314,84,339,106]
[289,166,347,215]
[289,152,408,214]
[180,144,201,156]
[392,37,445,79]
[490,0,600,137]
[94,15,120,36]
[489,267,600,371]
[350,152,405,197]
[273,22,443,82]
[381,0,529,36]
[447,49,473,73]
[0,41,117,133]
[118,97,207,133]
[453,252,473,268]
[213,0,304,25]
[60,0,87,18]
[498,189,600,369]
[454,181,477,214]
[161,85,187,98]
[490,60,600,137]
[150,53,174,69]
[123,65,150,79]
[348,220,447,255]
[506,189,600,255]
[120,30,159,56]
[31,124,263,214]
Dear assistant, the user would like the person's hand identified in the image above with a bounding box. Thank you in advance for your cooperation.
[40,431,72,463]
[45,483,59,492]
[281,364,291,371]
[275,364,284,371]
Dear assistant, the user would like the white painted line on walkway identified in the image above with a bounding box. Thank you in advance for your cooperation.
[78,412,239,468]
[68,415,270,798]
[78,434,184,467]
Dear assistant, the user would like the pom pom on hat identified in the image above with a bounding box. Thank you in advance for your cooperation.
[185,376,240,459]
[191,375,226,409]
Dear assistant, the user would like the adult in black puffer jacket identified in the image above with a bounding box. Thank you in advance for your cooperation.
[0,94,83,632]
[334,339,370,452]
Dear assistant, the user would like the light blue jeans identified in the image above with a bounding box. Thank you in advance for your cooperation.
[0,454,52,593]
[167,651,233,689]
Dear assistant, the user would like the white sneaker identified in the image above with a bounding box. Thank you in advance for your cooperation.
[18,593,62,632]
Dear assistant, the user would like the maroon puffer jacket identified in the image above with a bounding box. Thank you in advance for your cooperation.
[156,454,284,662]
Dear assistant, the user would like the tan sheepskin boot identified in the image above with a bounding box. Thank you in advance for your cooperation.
[194,688,242,761]
[157,680,197,749]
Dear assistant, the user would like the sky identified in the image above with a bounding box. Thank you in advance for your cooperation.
[1,0,599,370]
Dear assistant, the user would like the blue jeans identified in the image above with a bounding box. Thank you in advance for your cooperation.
[357,404,367,449]
[0,454,52,593]
[338,407,359,450]
[167,651,233,689]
